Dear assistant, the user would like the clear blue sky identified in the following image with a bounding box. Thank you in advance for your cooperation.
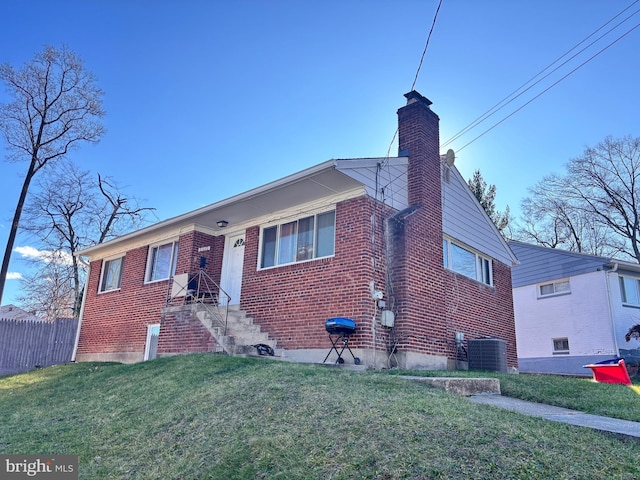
[1,0,639,306]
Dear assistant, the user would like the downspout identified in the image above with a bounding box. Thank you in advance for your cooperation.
[605,262,620,356]
[71,257,90,362]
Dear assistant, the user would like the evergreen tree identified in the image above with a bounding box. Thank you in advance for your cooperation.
[467,169,511,234]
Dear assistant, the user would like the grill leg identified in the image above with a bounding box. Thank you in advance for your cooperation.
[340,336,361,365]
[323,334,343,363]
[323,334,361,365]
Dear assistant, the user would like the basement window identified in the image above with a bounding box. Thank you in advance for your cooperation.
[553,337,570,354]
[146,240,179,282]
[442,238,493,286]
[538,279,570,298]
[260,211,335,268]
[99,256,124,292]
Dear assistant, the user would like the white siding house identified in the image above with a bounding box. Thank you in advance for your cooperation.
[510,241,640,376]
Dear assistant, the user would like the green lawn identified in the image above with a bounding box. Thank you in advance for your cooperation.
[1,354,640,479]
[389,368,640,422]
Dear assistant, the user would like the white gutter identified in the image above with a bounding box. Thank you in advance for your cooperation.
[605,262,620,355]
[71,262,90,362]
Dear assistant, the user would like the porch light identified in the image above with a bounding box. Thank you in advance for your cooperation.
[217,220,229,228]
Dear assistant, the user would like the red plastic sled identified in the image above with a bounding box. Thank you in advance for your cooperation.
[584,357,632,386]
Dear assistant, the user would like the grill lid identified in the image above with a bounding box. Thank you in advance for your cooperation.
[325,317,356,335]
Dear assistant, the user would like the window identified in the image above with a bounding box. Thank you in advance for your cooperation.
[442,238,493,285]
[146,241,179,282]
[99,256,124,292]
[260,211,335,268]
[553,337,569,354]
[620,276,640,306]
[538,279,571,298]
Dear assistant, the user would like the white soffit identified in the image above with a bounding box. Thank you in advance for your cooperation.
[77,161,367,259]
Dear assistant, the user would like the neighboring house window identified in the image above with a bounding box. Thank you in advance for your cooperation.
[553,337,569,354]
[146,241,179,282]
[619,276,640,306]
[260,211,335,268]
[442,238,493,285]
[538,279,571,298]
[99,256,124,292]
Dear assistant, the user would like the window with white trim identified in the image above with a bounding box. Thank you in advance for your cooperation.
[146,241,179,282]
[553,337,569,354]
[620,276,640,306]
[99,256,124,292]
[260,211,335,268]
[442,238,493,285]
[538,279,571,298]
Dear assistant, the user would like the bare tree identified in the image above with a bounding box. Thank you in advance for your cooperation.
[0,45,105,304]
[20,160,154,316]
[467,169,511,234]
[515,136,640,261]
[566,136,640,262]
[516,174,614,255]
[16,251,77,321]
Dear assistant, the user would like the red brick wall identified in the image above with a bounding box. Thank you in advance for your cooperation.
[443,261,518,367]
[77,230,222,359]
[174,230,224,284]
[240,196,385,352]
[77,245,168,359]
[157,308,217,354]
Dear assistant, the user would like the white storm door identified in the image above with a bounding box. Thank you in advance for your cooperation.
[220,232,245,305]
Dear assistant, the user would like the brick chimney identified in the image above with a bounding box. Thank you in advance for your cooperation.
[389,91,448,363]
[397,90,441,207]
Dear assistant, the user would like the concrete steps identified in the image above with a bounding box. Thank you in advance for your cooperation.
[194,304,284,359]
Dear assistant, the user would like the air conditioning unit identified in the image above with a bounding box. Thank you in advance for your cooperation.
[467,338,507,372]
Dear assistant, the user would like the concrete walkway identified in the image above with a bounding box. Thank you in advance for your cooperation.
[469,394,640,439]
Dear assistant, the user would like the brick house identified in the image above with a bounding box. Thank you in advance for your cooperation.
[73,91,518,370]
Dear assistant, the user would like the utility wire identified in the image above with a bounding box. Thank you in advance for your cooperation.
[442,0,640,149]
[456,21,640,153]
[382,0,444,167]
[410,0,444,91]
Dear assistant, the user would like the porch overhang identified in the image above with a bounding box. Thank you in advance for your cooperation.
[76,159,376,259]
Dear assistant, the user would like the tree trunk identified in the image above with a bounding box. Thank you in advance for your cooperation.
[0,159,37,304]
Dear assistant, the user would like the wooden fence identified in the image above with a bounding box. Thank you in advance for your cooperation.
[0,317,79,376]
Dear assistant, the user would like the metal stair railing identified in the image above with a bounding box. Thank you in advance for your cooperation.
[166,269,232,335]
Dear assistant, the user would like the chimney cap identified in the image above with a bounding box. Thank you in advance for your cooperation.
[404,90,433,107]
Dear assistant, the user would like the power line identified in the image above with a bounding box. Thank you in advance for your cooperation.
[410,0,444,91]
[382,0,444,167]
[456,21,640,153]
[442,0,640,150]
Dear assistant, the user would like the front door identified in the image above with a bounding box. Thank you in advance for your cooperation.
[220,232,245,305]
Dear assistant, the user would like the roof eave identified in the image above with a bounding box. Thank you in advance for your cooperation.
[76,159,355,258]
